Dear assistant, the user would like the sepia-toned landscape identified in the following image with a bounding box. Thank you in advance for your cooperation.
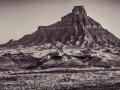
[0,3,120,90]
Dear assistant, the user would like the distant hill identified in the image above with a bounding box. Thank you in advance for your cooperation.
[1,6,120,47]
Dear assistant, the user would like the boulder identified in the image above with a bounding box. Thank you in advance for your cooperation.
[42,59,56,69]
[64,59,86,67]
[118,50,120,55]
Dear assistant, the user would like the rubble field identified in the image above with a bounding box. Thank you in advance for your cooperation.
[0,45,120,89]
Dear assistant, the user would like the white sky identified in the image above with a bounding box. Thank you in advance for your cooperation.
[0,0,120,44]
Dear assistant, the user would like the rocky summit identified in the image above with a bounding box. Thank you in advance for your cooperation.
[1,6,120,47]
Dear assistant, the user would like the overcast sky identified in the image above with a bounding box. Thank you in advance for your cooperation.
[0,0,120,44]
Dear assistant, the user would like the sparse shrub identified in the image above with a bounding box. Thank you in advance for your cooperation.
[104,49,111,53]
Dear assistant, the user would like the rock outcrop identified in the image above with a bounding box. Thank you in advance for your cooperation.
[1,6,120,47]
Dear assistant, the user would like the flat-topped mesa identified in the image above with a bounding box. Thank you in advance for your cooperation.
[72,6,87,17]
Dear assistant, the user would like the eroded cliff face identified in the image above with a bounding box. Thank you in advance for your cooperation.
[1,6,120,47]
